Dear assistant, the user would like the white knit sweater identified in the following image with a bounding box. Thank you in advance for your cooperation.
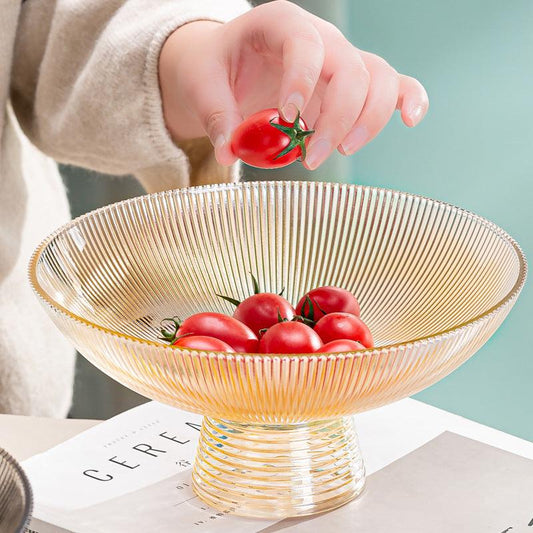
[1,0,249,417]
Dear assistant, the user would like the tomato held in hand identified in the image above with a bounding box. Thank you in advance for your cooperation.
[233,293,295,336]
[259,321,323,354]
[296,286,360,321]
[231,108,313,168]
[172,335,235,353]
[314,312,373,348]
[177,312,258,352]
[315,339,365,353]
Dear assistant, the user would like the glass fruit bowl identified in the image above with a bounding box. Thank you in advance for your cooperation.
[29,181,526,519]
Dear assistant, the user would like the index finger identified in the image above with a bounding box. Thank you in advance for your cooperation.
[278,23,324,122]
[248,3,324,122]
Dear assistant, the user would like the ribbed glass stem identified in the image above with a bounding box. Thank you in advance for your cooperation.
[192,416,365,518]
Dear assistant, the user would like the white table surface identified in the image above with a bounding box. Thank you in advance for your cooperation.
[2,399,533,533]
[2,398,532,473]
[0,414,98,462]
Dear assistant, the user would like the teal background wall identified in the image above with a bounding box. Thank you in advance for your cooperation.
[341,0,533,440]
[63,1,532,440]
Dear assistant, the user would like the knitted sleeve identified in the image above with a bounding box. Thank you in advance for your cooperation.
[10,0,250,191]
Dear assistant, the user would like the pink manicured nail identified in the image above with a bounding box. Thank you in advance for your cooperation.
[214,134,227,151]
[341,126,368,155]
[305,138,331,170]
[281,92,305,122]
[407,104,424,127]
[214,134,236,166]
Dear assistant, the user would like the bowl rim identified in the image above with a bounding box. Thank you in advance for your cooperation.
[0,447,33,532]
[28,180,527,357]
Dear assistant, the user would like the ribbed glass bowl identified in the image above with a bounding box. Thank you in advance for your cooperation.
[0,448,32,532]
[29,181,526,518]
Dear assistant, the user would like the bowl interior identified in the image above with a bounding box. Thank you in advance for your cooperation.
[33,181,522,349]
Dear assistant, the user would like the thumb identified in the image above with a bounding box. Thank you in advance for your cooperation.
[192,67,242,166]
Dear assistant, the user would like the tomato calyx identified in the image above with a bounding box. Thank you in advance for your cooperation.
[216,273,284,306]
[270,111,314,161]
[216,273,259,307]
[216,294,241,307]
[250,272,260,294]
[293,296,326,327]
[293,315,315,327]
[258,308,290,337]
[277,308,289,323]
[159,316,182,343]
[169,333,195,345]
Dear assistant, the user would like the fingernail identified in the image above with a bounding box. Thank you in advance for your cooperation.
[281,92,305,122]
[214,134,227,152]
[214,134,235,166]
[305,138,331,170]
[341,126,368,155]
[407,104,424,127]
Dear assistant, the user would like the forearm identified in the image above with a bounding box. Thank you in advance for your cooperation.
[10,0,250,179]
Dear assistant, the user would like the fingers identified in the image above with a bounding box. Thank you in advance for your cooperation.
[338,53,400,156]
[278,25,325,122]
[203,0,430,168]
[159,21,243,166]
[304,51,370,170]
[191,64,243,166]
[396,74,429,127]
[247,2,325,123]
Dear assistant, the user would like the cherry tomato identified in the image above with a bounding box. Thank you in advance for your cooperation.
[296,286,360,321]
[177,313,258,352]
[172,335,235,353]
[314,312,373,348]
[315,339,365,353]
[231,108,313,169]
[233,293,295,336]
[258,321,323,354]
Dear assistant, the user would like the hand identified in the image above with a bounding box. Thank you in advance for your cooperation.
[159,1,429,169]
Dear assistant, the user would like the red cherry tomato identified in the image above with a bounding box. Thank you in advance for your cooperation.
[296,286,360,321]
[231,108,313,169]
[233,293,295,336]
[314,312,373,348]
[177,313,258,353]
[172,335,235,353]
[259,321,323,354]
[315,339,365,353]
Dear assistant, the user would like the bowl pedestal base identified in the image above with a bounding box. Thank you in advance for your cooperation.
[191,416,366,518]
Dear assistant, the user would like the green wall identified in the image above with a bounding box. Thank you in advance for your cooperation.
[342,0,533,440]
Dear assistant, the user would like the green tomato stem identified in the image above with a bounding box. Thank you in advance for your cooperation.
[270,110,314,161]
